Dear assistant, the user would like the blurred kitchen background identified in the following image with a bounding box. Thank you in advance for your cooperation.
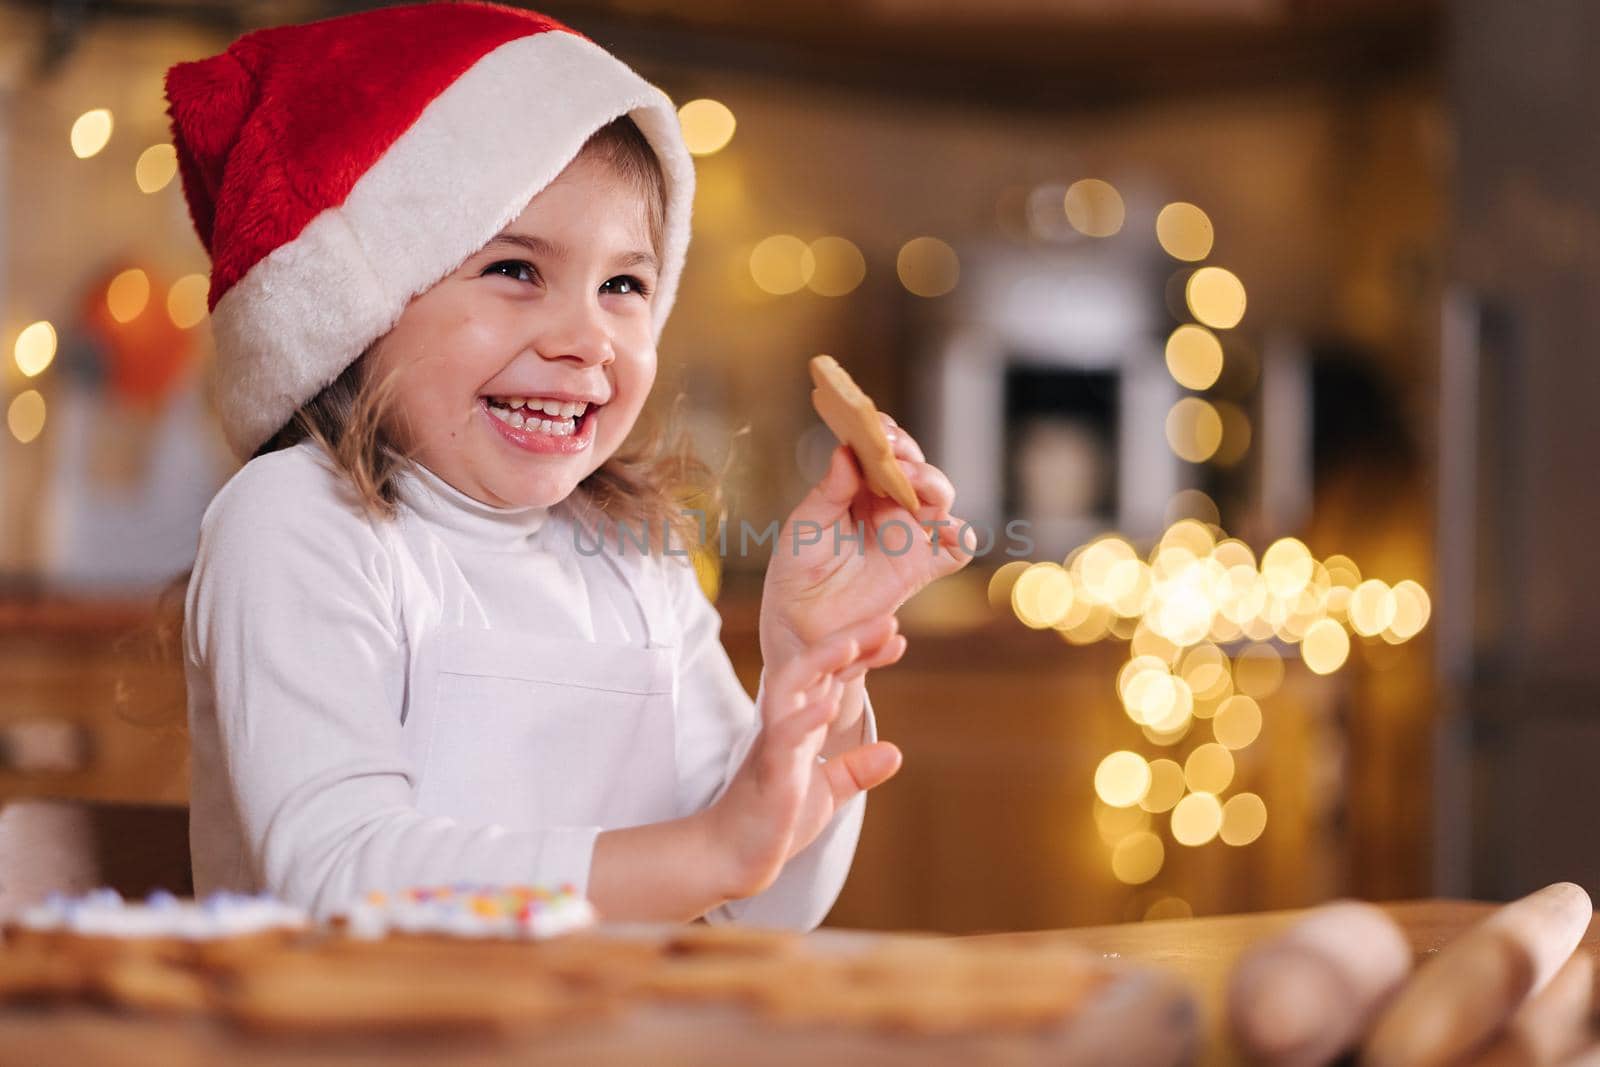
[0,0,1593,933]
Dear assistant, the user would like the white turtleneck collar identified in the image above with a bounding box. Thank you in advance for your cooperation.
[397,459,551,549]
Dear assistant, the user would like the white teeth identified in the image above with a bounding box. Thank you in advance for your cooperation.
[486,400,578,437]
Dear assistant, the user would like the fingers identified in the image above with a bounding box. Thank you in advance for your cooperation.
[837,633,907,684]
[763,615,899,728]
[900,459,956,517]
[822,741,904,804]
[879,412,925,463]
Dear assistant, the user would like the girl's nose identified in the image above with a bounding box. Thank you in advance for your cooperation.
[534,293,615,367]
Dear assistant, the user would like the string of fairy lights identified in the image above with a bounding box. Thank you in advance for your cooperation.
[976,182,1432,906]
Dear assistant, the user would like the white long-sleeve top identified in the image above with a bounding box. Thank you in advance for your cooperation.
[183,439,872,927]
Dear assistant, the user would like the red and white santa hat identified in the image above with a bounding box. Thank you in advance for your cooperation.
[164,1,694,460]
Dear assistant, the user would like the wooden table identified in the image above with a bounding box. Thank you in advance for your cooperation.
[1,900,1583,1065]
[971,899,1600,1066]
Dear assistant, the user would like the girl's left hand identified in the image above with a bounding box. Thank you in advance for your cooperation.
[760,414,974,680]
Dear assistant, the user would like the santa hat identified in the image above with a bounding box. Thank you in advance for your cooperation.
[164,1,695,460]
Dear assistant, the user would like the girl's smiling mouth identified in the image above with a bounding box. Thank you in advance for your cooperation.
[479,394,600,455]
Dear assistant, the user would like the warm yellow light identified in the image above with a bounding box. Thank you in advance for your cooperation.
[1349,579,1398,637]
[1212,538,1256,571]
[13,321,58,378]
[1171,792,1224,846]
[71,108,114,158]
[1234,642,1285,699]
[1064,178,1125,238]
[1111,831,1165,885]
[1220,792,1268,846]
[7,389,46,444]
[1156,202,1214,262]
[1012,561,1074,628]
[1213,401,1251,467]
[1180,642,1230,702]
[1261,538,1314,598]
[1301,618,1351,674]
[749,236,815,296]
[107,268,151,323]
[1162,519,1217,560]
[1130,620,1182,667]
[135,143,178,193]
[1186,266,1247,329]
[896,237,959,298]
[1166,398,1223,463]
[1093,798,1151,844]
[1076,536,1137,601]
[806,236,866,297]
[677,98,737,156]
[1212,695,1263,750]
[1095,750,1152,808]
[987,559,1033,612]
[167,274,210,329]
[1165,325,1224,391]
[1144,896,1193,921]
[1139,758,1186,813]
[1324,554,1362,590]
[1387,580,1432,641]
[1167,488,1221,528]
[1184,742,1236,794]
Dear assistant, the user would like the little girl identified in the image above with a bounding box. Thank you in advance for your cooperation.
[170,1,969,929]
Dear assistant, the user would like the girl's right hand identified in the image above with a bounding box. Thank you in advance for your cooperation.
[704,614,906,902]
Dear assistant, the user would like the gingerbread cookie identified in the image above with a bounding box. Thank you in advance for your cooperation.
[809,355,921,513]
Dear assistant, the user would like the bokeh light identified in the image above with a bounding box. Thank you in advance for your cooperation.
[70,108,113,158]
[1156,202,1214,261]
[1220,793,1268,846]
[677,99,737,156]
[1111,831,1165,884]
[107,268,151,323]
[1387,580,1432,641]
[1139,758,1186,813]
[1185,266,1247,329]
[13,321,57,378]
[1165,325,1224,391]
[167,274,210,329]
[1349,579,1398,637]
[1213,401,1252,467]
[1095,750,1152,808]
[749,235,815,295]
[7,390,46,444]
[1064,179,1125,238]
[1233,643,1285,699]
[135,143,178,193]
[1212,695,1263,750]
[1184,742,1236,794]
[896,237,959,297]
[1171,792,1224,846]
[1301,618,1351,674]
[806,236,866,297]
[1012,562,1075,628]
[1165,398,1224,462]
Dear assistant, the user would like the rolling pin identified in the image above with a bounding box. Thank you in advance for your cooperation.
[1227,900,1412,1066]
[1363,882,1594,1067]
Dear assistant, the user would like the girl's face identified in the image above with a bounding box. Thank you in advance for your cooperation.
[370,150,660,509]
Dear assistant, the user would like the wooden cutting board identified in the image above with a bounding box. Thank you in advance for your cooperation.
[0,924,1200,1066]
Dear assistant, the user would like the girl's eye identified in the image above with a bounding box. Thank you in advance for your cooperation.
[601,275,652,299]
[484,260,537,284]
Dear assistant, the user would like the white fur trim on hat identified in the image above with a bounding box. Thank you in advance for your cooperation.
[208,31,694,460]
